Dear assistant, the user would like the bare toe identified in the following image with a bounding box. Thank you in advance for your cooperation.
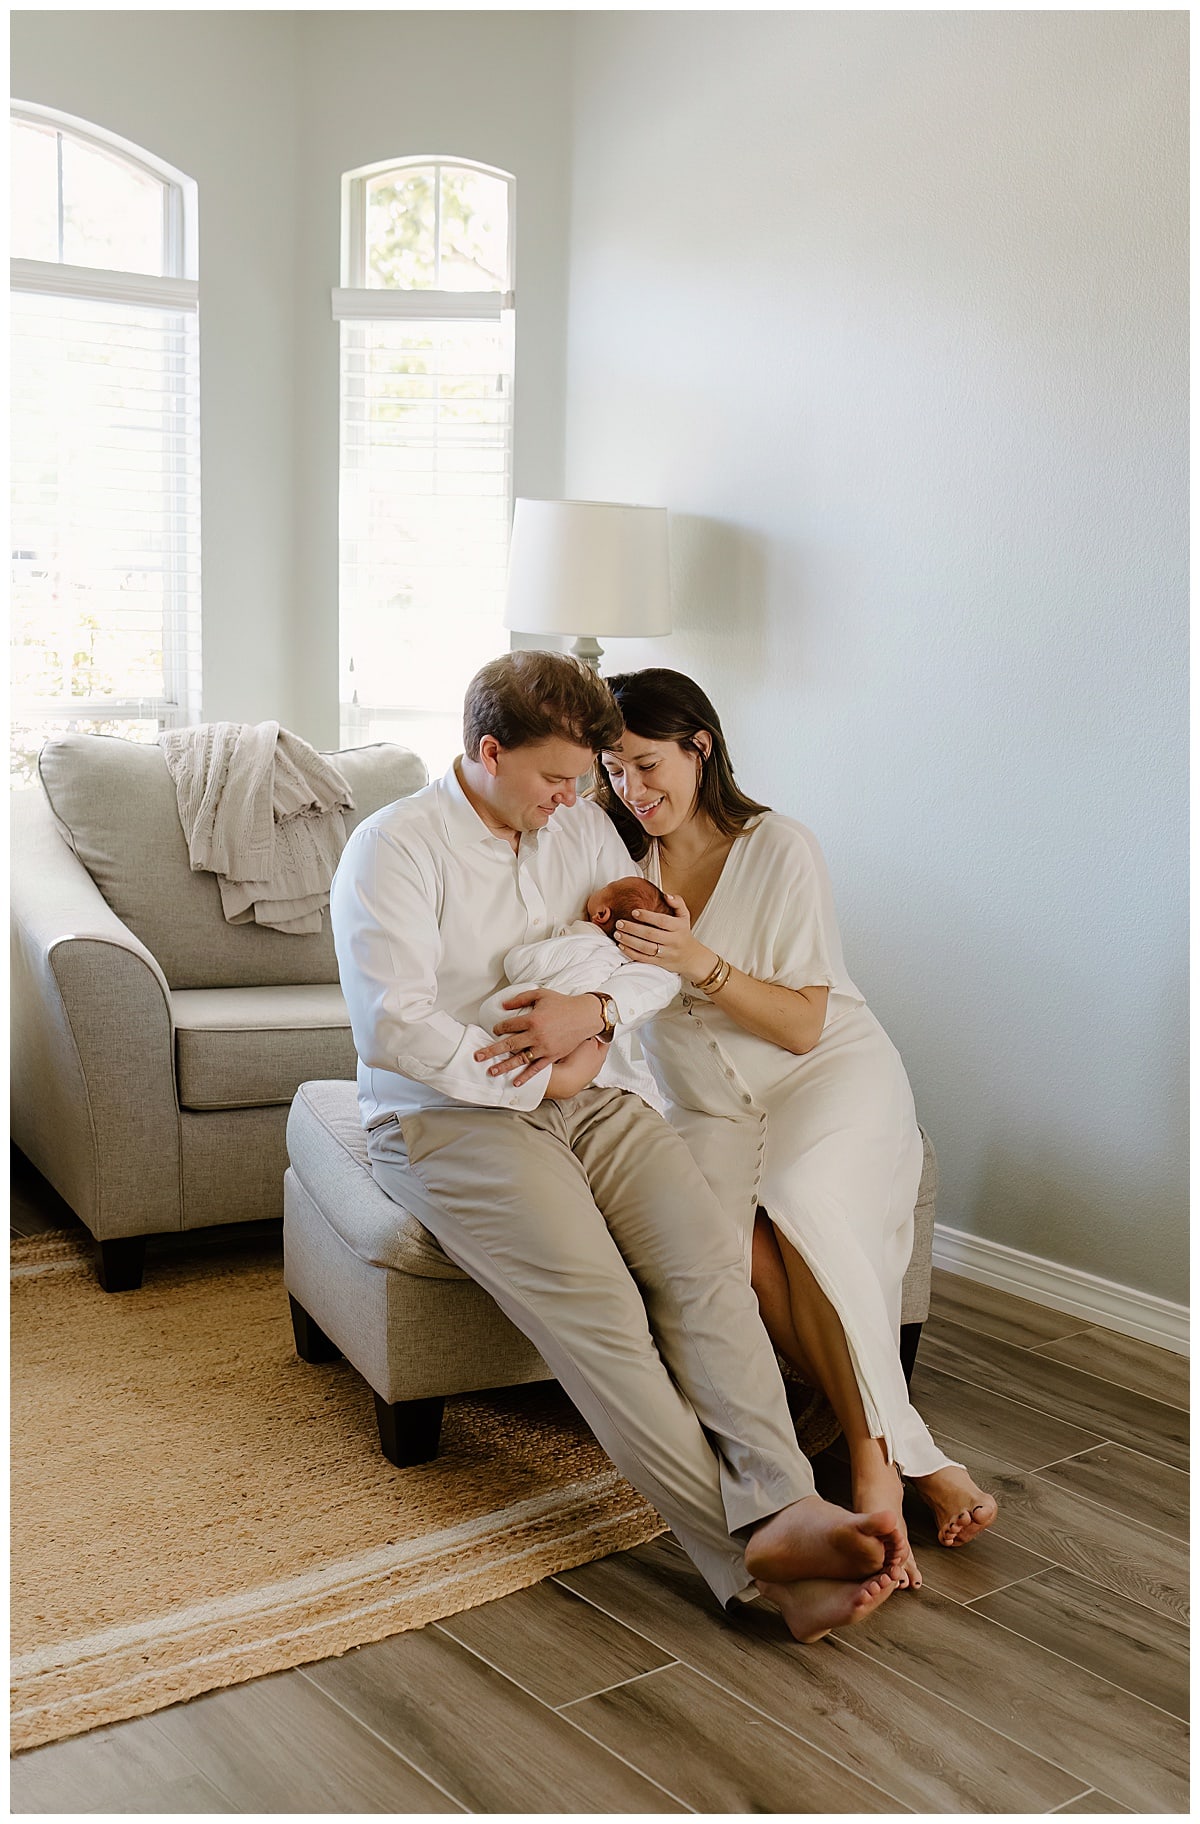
[937,1508,970,1547]
[861,1508,907,1581]
[848,1573,898,1622]
[912,1469,999,1549]
[754,1571,898,1642]
[942,1493,998,1547]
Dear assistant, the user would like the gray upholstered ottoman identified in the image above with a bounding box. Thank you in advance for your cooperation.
[283,1078,937,1468]
[284,1079,551,1466]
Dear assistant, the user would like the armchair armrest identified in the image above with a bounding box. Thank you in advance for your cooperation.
[11,788,183,1239]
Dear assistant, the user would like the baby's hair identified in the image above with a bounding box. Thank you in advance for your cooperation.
[590,875,674,938]
[609,878,673,921]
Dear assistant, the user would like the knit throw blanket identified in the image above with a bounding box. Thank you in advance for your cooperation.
[159,722,354,934]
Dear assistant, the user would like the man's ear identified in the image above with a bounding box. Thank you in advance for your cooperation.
[478,735,502,777]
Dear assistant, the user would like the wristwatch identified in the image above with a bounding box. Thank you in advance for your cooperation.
[589,991,619,1044]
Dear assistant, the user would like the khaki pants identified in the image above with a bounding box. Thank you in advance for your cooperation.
[368,1085,816,1605]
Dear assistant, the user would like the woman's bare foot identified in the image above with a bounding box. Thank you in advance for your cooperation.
[909,1466,999,1546]
[753,1572,898,1643]
[850,1444,922,1590]
[744,1495,905,1585]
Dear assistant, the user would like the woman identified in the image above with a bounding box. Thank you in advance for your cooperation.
[595,668,996,1587]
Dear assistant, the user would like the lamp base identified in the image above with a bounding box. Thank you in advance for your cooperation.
[569,633,604,673]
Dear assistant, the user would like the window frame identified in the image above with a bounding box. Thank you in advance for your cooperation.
[340,152,515,306]
[9,101,202,750]
[11,99,198,281]
[333,155,516,761]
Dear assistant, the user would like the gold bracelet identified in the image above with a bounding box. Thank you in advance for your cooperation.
[707,957,733,995]
[693,954,732,995]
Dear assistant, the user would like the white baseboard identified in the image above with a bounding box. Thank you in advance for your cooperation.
[932,1223,1189,1358]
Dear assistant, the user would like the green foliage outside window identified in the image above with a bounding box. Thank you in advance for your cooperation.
[366,165,506,292]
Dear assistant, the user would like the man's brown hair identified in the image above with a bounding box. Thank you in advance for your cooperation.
[463,650,623,759]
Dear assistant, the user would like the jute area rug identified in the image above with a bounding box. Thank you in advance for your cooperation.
[10,1229,666,1753]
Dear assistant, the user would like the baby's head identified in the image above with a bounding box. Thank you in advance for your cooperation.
[584,876,673,939]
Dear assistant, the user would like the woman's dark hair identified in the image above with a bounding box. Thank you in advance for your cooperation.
[593,668,771,860]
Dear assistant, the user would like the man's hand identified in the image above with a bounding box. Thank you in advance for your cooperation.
[474,989,604,1088]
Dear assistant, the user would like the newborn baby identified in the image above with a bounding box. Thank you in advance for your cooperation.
[477,877,677,1104]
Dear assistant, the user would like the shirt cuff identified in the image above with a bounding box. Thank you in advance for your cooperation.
[501,1067,549,1112]
[604,969,680,1029]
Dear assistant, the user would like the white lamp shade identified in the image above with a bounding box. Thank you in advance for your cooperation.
[503,498,671,639]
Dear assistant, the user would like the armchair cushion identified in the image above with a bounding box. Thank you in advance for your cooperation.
[172,985,356,1111]
[38,735,427,990]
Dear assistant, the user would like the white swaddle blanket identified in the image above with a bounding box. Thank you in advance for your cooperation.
[159,721,354,934]
[479,921,674,1109]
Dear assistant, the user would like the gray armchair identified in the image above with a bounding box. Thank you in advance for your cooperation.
[10,733,427,1289]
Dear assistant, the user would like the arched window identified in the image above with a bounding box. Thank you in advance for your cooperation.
[10,103,201,784]
[335,157,514,770]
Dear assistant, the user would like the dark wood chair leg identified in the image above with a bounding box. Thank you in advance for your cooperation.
[95,1235,147,1292]
[374,1393,445,1468]
[289,1295,342,1363]
[899,1320,923,1388]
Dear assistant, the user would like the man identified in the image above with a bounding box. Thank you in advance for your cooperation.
[331,651,902,1641]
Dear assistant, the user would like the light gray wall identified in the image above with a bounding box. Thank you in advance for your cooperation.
[11,10,573,744]
[562,11,1188,1300]
[11,10,1187,1301]
[290,10,573,745]
[12,10,302,725]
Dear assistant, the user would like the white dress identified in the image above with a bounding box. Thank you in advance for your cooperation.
[641,813,957,1477]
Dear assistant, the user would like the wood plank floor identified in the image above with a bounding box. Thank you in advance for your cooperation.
[11,1151,1189,1813]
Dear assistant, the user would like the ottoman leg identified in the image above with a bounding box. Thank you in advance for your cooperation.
[289,1295,342,1363]
[374,1393,445,1468]
[899,1320,923,1388]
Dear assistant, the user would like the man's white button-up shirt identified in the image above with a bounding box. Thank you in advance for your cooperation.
[330,759,677,1126]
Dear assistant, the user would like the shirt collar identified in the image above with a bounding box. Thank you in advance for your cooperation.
[438,757,569,852]
[438,759,499,848]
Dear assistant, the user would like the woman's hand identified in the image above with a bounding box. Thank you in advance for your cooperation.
[615,894,716,984]
[545,1037,606,1100]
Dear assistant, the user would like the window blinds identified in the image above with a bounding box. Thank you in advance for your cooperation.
[10,277,201,783]
[336,311,513,772]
